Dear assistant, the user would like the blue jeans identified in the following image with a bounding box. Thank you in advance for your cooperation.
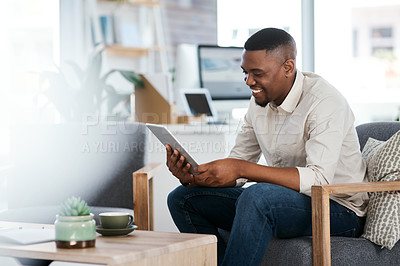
[167,183,365,266]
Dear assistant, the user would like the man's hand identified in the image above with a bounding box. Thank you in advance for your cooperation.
[166,144,194,184]
[194,158,243,187]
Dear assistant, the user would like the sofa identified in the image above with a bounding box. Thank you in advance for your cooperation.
[0,121,149,225]
[217,121,400,266]
[264,121,400,265]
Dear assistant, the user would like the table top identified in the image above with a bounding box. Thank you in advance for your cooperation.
[0,221,217,265]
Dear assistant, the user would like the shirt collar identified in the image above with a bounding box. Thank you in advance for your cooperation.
[269,71,304,113]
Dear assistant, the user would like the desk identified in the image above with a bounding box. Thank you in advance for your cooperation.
[0,222,217,266]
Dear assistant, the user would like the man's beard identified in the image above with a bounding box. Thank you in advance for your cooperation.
[254,96,270,108]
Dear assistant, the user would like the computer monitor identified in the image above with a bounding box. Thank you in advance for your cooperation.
[198,45,251,100]
[181,88,218,122]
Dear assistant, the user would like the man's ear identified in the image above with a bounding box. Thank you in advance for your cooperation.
[283,59,295,76]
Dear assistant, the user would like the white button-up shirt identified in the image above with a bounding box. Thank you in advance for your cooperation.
[229,71,368,216]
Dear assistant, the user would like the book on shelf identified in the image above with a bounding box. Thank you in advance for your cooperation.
[100,14,115,45]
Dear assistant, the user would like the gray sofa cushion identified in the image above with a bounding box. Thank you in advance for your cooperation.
[219,233,400,265]
[260,236,400,266]
[356,121,400,150]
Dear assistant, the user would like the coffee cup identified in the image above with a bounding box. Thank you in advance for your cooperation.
[99,212,134,229]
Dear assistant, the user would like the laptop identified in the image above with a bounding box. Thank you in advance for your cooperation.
[0,227,54,245]
[181,88,223,124]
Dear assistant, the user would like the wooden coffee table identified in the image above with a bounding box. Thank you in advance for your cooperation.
[0,221,217,266]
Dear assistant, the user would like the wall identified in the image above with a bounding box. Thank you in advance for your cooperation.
[163,0,218,75]
[164,0,218,48]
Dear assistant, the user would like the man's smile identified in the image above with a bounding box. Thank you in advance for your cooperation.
[251,87,263,96]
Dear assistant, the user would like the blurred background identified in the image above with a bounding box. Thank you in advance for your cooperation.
[0,0,399,166]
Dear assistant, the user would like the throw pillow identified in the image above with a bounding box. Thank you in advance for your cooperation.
[361,138,384,165]
[361,131,400,249]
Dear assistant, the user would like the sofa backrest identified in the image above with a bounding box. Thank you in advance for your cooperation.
[356,121,400,150]
[8,122,148,210]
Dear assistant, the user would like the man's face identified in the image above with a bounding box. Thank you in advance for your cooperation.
[241,49,292,107]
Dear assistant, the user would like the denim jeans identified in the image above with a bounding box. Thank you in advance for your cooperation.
[167,183,365,266]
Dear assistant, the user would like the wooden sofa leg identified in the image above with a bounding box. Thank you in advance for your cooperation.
[132,163,162,231]
[312,185,331,266]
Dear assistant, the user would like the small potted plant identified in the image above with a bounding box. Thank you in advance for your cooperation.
[55,196,96,248]
[40,43,144,122]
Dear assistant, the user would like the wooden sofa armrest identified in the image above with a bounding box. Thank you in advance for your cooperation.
[311,180,400,266]
[132,163,162,230]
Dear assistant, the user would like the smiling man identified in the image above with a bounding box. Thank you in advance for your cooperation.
[167,28,368,266]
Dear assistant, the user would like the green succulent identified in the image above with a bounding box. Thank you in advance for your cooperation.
[59,196,92,216]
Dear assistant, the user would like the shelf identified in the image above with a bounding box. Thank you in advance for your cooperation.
[105,45,169,57]
[97,0,169,72]
[98,0,161,6]
[105,45,150,57]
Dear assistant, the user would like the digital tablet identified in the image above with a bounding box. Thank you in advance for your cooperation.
[146,124,199,174]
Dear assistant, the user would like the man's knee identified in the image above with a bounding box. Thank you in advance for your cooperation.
[167,185,185,210]
[236,183,291,209]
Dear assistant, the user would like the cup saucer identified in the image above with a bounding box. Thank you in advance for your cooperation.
[96,225,138,236]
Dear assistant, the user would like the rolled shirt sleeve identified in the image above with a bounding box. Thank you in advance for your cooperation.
[296,93,350,195]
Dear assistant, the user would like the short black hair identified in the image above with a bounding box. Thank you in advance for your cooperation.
[244,28,296,55]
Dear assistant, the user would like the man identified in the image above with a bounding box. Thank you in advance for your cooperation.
[166,28,368,266]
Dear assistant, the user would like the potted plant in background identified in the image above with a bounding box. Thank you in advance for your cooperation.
[55,196,96,248]
[40,43,144,122]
